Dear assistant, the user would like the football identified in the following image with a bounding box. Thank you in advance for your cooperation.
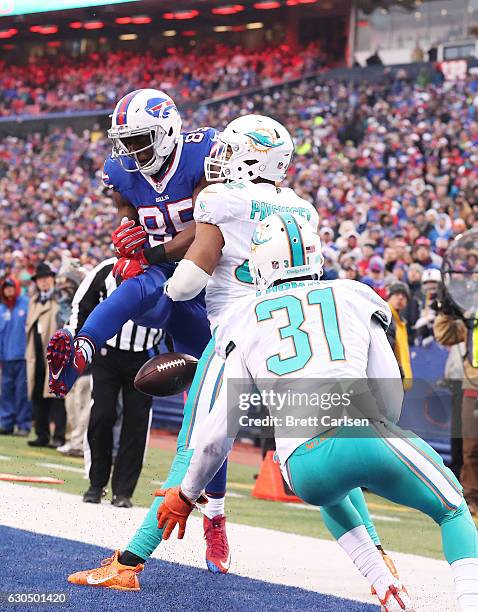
[134,352,198,397]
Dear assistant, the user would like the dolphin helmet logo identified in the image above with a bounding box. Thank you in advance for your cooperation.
[245,130,284,152]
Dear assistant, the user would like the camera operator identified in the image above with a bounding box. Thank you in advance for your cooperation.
[433,230,478,514]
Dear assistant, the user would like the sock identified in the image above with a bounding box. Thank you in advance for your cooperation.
[337,525,395,599]
[119,550,146,567]
[451,558,478,611]
[74,335,95,367]
[202,495,225,519]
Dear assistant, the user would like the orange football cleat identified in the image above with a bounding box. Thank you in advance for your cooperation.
[67,550,143,591]
[377,583,416,611]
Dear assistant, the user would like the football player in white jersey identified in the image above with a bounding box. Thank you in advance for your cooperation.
[163,116,405,584]
[157,213,478,612]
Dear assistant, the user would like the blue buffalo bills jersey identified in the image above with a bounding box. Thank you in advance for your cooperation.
[102,127,217,246]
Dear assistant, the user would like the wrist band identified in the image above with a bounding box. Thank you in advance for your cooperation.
[179,489,194,507]
[144,244,167,265]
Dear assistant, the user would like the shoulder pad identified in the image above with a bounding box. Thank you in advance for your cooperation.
[340,280,392,330]
[102,156,134,192]
[194,182,233,225]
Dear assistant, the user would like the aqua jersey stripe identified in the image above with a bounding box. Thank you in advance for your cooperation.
[279,212,305,267]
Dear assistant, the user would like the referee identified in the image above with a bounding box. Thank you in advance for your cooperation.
[68,257,162,508]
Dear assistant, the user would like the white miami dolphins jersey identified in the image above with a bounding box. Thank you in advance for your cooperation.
[214,278,401,467]
[194,180,319,329]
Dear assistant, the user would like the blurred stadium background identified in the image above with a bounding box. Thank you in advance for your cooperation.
[1,0,478,469]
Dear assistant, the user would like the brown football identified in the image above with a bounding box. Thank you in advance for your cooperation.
[134,352,198,397]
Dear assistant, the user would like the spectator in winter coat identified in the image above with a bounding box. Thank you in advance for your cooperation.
[26,262,66,447]
[387,282,413,387]
[0,275,31,435]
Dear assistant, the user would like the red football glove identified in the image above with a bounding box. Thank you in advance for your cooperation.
[155,487,207,540]
[112,217,147,257]
[113,251,149,280]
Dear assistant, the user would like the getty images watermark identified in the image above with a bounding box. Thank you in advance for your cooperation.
[237,388,367,430]
[226,377,407,439]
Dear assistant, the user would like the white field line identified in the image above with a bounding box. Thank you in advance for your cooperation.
[37,462,85,474]
[0,482,455,611]
[283,503,401,523]
[151,480,244,498]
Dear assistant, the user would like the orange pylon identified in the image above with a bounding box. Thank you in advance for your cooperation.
[252,451,302,503]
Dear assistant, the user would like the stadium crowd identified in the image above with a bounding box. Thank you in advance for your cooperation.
[1,67,478,346]
[2,57,478,507]
[0,43,325,116]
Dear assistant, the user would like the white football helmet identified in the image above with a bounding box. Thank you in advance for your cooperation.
[249,212,324,292]
[108,88,182,175]
[204,114,294,183]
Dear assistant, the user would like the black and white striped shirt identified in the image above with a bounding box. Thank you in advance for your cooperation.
[68,257,162,353]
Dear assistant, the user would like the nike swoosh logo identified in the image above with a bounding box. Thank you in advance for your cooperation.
[50,370,62,380]
[224,550,231,568]
[86,573,119,585]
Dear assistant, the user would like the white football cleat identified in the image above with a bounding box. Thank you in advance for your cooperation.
[377,583,416,611]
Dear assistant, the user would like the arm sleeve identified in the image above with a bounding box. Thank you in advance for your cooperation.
[367,319,404,424]
[164,259,211,302]
[181,348,254,500]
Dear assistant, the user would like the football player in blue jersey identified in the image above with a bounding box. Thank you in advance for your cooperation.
[47,88,229,571]
[48,88,215,395]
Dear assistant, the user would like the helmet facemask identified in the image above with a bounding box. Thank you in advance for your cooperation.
[108,125,168,175]
[204,123,292,184]
[204,134,265,183]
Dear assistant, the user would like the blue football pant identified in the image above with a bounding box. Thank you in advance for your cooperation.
[287,423,478,564]
[79,265,210,359]
[125,337,227,560]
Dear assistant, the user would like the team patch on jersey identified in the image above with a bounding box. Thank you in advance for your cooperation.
[145,97,177,119]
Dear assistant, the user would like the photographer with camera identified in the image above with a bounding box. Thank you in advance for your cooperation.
[433,229,478,514]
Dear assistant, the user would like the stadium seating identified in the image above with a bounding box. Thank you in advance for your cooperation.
[0,43,324,117]
[2,63,477,291]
